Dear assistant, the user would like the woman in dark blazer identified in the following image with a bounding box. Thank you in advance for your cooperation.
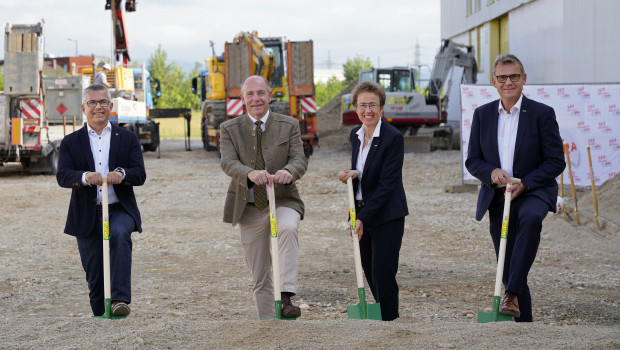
[338,81,409,321]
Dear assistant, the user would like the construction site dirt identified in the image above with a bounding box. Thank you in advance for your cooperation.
[1,137,618,349]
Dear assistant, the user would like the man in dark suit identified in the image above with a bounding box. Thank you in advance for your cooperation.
[220,76,308,319]
[56,84,146,317]
[466,54,565,322]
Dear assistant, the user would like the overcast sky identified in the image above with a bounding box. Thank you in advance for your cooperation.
[1,0,441,72]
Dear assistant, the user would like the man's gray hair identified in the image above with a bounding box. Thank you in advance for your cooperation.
[82,84,111,104]
[241,75,270,95]
[493,54,525,75]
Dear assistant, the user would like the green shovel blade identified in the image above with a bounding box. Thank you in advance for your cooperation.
[92,298,127,319]
[347,288,382,320]
[477,296,513,323]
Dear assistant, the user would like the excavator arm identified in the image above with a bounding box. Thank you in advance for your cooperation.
[426,39,477,105]
[233,31,275,82]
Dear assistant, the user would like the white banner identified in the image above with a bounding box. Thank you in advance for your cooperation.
[461,84,620,187]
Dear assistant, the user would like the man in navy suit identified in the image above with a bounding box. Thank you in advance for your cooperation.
[466,54,565,322]
[56,84,146,317]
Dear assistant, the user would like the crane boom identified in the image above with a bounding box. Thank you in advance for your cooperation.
[106,0,136,66]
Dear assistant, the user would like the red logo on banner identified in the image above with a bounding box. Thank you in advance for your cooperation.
[609,104,620,115]
[598,155,611,167]
[557,88,570,99]
[567,104,581,116]
[598,88,611,99]
[479,88,492,98]
[56,103,68,115]
[588,104,601,116]
[537,88,550,99]
[598,121,612,133]
[588,137,601,150]
[577,121,591,132]
[578,87,591,99]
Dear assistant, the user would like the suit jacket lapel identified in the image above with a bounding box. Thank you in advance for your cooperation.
[490,100,501,166]
[351,126,361,169]
[79,124,96,171]
[109,124,120,170]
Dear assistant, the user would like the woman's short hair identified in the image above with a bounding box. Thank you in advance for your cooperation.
[351,81,386,107]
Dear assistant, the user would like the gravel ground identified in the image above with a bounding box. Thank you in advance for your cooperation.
[0,137,618,349]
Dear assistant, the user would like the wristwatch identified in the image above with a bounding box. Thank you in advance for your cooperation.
[114,167,125,179]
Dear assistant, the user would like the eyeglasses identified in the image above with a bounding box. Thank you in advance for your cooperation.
[495,74,522,83]
[356,103,380,111]
[85,100,110,108]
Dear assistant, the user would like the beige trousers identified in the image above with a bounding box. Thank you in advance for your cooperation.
[238,204,300,319]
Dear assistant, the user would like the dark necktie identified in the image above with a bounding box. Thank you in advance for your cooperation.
[254,120,267,210]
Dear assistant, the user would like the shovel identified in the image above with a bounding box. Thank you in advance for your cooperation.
[267,177,296,320]
[478,177,521,323]
[340,170,382,320]
[94,178,126,319]
[564,143,581,225]
[586,145,602,230]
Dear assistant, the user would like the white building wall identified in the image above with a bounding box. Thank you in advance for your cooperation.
[441,0,534,39]
[563,0,620,83]
[441,0,620,84]
[509,0,564,84]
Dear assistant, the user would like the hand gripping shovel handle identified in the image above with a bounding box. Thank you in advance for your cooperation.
[267,177,283,319]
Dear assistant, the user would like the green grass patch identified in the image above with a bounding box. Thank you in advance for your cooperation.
[154,109,202,138]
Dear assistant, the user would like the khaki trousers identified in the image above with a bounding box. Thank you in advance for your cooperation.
[238,204,300,319]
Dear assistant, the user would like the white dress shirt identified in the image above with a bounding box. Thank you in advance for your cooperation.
[81,122,120,205]
[497,95,523,177]
[355,119,382,200]
[247,111,270,203]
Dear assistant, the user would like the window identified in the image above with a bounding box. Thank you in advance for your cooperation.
[359,71,374,83]
[377,72,391,91]
[393,70,413,92]
[473,0,481,12]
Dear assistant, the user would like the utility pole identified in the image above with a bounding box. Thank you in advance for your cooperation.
[67,38,78,74]
[415,38,421,66]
